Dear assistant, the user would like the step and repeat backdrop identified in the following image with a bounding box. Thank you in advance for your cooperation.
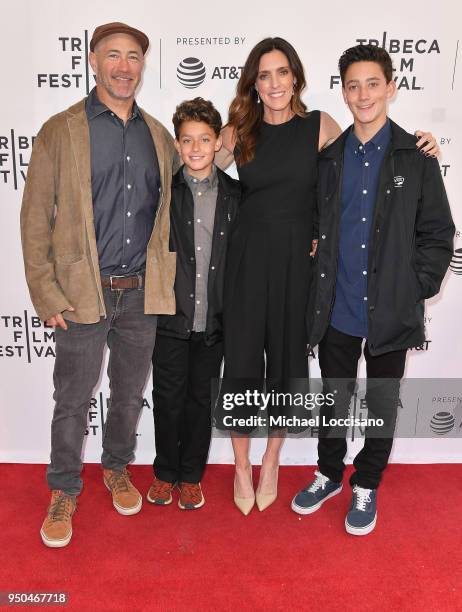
[1,0,461,465]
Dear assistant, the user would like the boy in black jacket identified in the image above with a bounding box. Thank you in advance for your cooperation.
[147,98,240,509]
[292,45,454,534]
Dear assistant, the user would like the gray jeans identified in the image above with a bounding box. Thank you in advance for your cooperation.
[47,287,157,496]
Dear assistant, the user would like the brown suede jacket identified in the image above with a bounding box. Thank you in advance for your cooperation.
[20,98,179,323]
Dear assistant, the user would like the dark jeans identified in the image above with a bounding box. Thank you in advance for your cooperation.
[47,287,157,496]
[317,326,407,490]
[152,333,223,484]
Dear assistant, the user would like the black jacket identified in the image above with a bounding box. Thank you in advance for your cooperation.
[157,166,241,346]
[308,119,454,356]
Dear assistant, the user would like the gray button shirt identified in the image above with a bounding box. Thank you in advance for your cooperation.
[85,87,161,276]
[183,165,218,332]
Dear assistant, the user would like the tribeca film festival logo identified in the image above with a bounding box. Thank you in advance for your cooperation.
[37,31,93,92]
[84,393,152,437]
[0,132,35,190]
[2,31,95,191]
[176,57,243,88]
[330,32,441,91]
[0,312,56,362]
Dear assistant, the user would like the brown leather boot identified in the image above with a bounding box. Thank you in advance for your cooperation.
[40,490,76,548]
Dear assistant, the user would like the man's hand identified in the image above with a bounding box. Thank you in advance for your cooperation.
[415,131,440,158]
[45,306,75,330]
[310,239,318,258]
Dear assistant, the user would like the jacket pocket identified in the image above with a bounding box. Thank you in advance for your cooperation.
[55,258,93,306]
[55,253,84,265]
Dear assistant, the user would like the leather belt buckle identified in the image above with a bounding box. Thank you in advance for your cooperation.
[109,274,125,291]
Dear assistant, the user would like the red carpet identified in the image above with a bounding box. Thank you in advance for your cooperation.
[0,463,461,611]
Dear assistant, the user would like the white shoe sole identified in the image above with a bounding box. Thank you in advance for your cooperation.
[345,512,377,536]
[291,485,343,515]
[146,491,173,505]
[178,497,205,510]
[104,482,142,515]
[40,528,72,548]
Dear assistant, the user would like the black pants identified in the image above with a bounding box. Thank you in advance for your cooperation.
[318,326,407,490]
[152,333,223,484]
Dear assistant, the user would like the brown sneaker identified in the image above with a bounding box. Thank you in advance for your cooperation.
[146,477,175,505]
[178,482,205,510]
[103,468,142,515]
[40,490,76,548]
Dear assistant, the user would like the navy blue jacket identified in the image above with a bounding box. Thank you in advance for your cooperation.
[308,119,455,356]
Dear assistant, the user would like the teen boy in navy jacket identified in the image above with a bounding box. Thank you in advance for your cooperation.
[292,45,454,535]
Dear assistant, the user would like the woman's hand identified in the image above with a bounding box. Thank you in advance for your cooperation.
[215,125,237,170]
[415,131,440,157]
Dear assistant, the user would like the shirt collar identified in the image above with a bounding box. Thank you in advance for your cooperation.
[347,118,391,156]
[183,164,218,189]
[85,87,142,122]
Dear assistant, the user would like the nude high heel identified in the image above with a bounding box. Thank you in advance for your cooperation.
[234,465,255,516]
[256,465,279,512]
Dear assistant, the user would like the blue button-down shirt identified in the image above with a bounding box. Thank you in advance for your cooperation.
[331,120,391,338]
[86,88,161,276]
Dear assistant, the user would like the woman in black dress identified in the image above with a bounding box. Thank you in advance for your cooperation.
[215,38,437,515]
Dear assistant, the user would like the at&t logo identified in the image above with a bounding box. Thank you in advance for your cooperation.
[430,411,456,435]
[176,57,243,88]
[450,247,462,275]
[177,57,206,89]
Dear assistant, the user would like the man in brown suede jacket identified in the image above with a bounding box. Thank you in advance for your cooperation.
[21,22,177,547]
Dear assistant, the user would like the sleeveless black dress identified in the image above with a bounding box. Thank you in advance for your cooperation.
[221,112,320,427]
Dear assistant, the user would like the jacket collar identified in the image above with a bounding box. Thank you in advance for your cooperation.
[85,87,143,122]
[173,164,239,197]
[64,96,169,204]
[182,164,218,190]
[320,118,418,161]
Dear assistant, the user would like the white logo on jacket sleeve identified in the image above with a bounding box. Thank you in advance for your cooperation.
[394,175,405,187]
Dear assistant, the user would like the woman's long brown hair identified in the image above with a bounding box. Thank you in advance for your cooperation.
[228,37,308,165]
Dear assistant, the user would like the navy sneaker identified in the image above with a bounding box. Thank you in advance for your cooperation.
[291,470,343,515]
[345,485,377,536]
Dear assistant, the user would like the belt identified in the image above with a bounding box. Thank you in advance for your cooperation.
[101,271,144,290]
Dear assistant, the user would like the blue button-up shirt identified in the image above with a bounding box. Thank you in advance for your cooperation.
[331,120,391,338]
[86,88,161,276]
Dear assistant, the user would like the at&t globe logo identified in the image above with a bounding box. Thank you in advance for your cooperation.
[177,57,206,89]
[430,411,455,435]
[450,247,462,275]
